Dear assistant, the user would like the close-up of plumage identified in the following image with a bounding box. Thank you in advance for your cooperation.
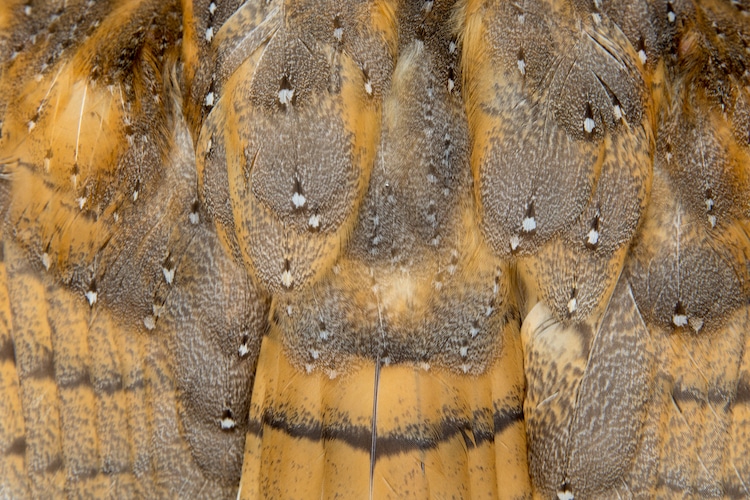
[0,0,749,498]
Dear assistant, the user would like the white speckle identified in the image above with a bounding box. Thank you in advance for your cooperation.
[209,2,217,14]
[310,349,320,360]
[673,314,688,327]
[689,317,704,332]
[281,270,293,288]
[34,73,43,82]
[144,315,156,330]
[567,298,577,314]
[152,303,164,318]
[517,58,526,76]
[434,280,443,290]
[427,174,437,184]
[220,417,236,430]
[447,78,455,92]
[423,0,433,12]
[364,80,373,95]
[485,306,494,316]
[470,326,479,338]
[447,264,457,275]
[319,330,329,340]
[28,120,36,132]
[189,211,200,225]
[308,214,320,228]
[24,5,32,15]
[239,343,250,357]
[705,198,714,211]
[162,267,175,285]
[613,104,622,121]
[132,190,138,202]
[333,27,343,41]
[587,229,599,246]
[638,49,647,64]
[493,282,500,294]
[459,346,468,358]
[510,235,521,251]
[278,88,294,105]
[42,253,51,271]
[43,157,51,172]
[205,27,214,42]
[449,41,456,54]
[382,357,391,366]
[431,236,440,246]
[461,364,471,374]
[77,197,87,210]
[708,214,717,227]
[204,91,215,107]
[85,291,97,306]
[333,265,341,275]
[518,14,525,24]
[522,216,536,232]
[420,362,431,371]
[443,188,450,196]
[292,191,306,208]
[666,152,672,163]
[113,212,119,223]
[584,117,596,133]
[557,491,574,500]
[286,305,293,316]
[305,364,314,374]
[206,137,212,151]
[668,11,676,23]
[327,370,338,380]
[592,13,601,24]
[594,0,602,9]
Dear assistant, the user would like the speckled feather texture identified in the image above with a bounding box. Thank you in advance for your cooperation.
[0,0,749,498]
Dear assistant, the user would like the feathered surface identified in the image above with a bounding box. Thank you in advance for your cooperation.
[0,0,749,499]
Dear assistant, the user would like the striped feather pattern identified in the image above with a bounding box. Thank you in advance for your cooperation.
[1,0,749,499]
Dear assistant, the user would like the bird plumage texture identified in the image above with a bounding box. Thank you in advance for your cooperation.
[0,0,749,498]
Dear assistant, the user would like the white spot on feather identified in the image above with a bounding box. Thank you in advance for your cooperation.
[209,2,217,14]
[447,78,455,92]
[204,91,214,107]
[584,117,596,133]
[189,211,200,225]
[220,417,236,430]
[132,190,138,202]
[708,214,717,227]
[673,314,688,327]
[668,11,676,23]
[470,326,479,338]
[567,298,577,314]
[592,13,601,24]
[24,5,32,16]
[613,104,622,121]
[459,346,468,358]
[510,235,521,251]
[144,315,156,330]
[238,343,250,357]
[449,41,456,54]
[518,14,525,24]
[77,197,87,210]
[364,80,373,95]
[522,216,536,232]
[517,58,526,76]
[281,270,293,288]
[333,27,343,41]
[162,267,175,285]
[638,49,647,64]
[422,0,433,12]
[292,192,306,208]
[689,317,704,332]
[587,229,599,246]
[85,291,97,306]
[308,214,320,228]
[310,349,320,360]
[557,491,574,500]
[705,198,714,211]
[205,27,214,42]
[42,253,51,271]
[278,88,294,105]
[28,120,36,132]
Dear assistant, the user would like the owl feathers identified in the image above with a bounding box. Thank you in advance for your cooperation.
[1,0,749,499]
